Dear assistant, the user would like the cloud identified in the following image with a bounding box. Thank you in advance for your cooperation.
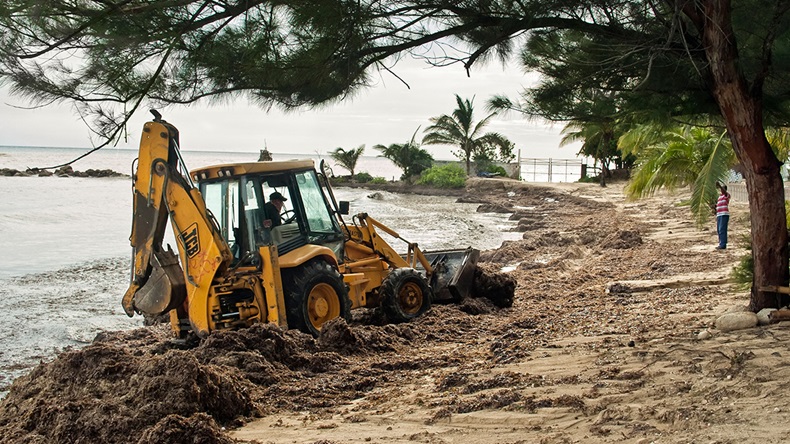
[0,59,580,159]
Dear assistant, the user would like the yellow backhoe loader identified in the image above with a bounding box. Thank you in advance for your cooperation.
[122,111,478,338]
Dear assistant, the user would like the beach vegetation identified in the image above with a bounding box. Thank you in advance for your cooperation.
[374,129,433,183]
[423,95,513,175]
[418,164,467,188]
[329,145,365,182]
[354,171,373,183]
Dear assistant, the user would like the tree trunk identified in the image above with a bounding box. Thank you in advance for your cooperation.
[699,0,789,310]
[598,160,608,187]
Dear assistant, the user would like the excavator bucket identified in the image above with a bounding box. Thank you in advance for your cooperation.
[421,247,480,302]
[132,249,187,316]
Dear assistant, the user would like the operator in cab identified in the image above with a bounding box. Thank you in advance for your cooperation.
[265,191,287,227]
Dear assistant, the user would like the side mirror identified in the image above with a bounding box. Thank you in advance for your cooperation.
[338,201,350,215]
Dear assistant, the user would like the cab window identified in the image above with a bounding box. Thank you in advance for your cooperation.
[295,170,336,233]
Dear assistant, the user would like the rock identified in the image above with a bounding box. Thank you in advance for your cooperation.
[715,312,758,332]
[54,165,74,176]
[476,203,514,213]
[84,168,118,177]
[697,330,712,340]
[757,308,777,326]
[367,192,384,200]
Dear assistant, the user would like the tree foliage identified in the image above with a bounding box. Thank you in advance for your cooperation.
[329,145,365,180]
[623,125,735,226]
[423,95,513,175]
[559,119,626,186]
[374,129,433,182]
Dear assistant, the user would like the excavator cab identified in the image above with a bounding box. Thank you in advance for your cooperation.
[195,162,346,266]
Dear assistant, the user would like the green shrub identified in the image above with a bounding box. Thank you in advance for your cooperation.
[355,172,373,183]
[370,177,388,184]
[330,175,350,184]
[485,165,508,177]
[577,175,599,183]
[732,250,753,290]
[418,164,467,188]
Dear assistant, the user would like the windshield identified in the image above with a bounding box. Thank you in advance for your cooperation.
[295,170,337,234]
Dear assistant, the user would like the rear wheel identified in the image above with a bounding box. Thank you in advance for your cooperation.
[282,260,351,336]
[381,268,433,323]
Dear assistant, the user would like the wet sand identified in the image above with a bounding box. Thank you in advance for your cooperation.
[2,178,783,444]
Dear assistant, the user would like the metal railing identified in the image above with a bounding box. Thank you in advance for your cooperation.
[519,158,584,183]
[726,182,790,204]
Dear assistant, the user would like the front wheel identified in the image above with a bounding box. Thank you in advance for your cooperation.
[282,260,351,336]
[381,268,433,323]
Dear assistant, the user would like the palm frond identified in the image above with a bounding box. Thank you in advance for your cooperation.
[689,132,732,227]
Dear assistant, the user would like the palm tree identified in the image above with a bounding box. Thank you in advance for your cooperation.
[423,95,512,175]
[374,129,434,182]
[622,124,735,226]
[766,127,790,166]
[329,145,365,181]
[560,119,621,186]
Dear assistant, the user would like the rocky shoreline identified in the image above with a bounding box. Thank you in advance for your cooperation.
[0,165,126,178]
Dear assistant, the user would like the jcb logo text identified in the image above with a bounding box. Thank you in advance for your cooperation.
[180,223,200,258]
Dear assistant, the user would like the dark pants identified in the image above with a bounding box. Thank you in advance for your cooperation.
[717,214,729,248]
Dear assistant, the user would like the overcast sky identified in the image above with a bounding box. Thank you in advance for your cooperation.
[0,58,581,160]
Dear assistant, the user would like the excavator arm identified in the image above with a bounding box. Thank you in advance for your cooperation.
[122,113,233,337]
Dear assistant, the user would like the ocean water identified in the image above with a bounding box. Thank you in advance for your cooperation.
[0,145,519,392]
[0,145,404,181]
[0,146,400,279]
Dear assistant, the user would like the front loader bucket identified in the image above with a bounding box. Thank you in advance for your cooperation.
[421,247,480,302]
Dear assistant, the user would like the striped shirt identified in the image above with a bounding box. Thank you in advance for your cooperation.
[716,192,730,216]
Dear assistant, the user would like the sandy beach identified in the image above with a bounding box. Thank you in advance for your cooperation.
[2,177,784,444]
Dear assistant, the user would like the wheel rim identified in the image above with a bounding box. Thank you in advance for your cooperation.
[307,283,341,331]
[398,281,424,314]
